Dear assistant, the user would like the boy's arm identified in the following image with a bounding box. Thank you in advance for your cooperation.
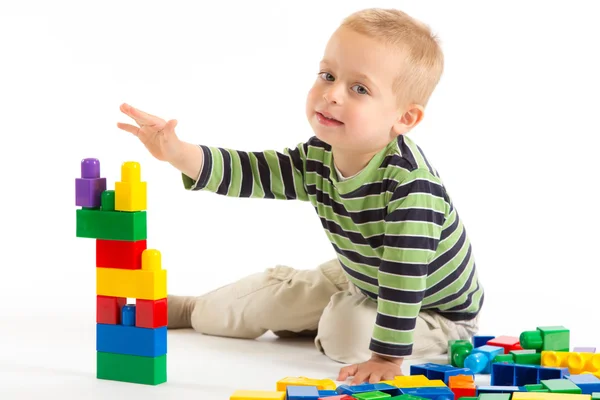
[180,141,310,201]
[371,168,447,359]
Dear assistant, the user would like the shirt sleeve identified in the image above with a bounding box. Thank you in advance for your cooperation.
[181,142,310,201]
[370,168,448,358]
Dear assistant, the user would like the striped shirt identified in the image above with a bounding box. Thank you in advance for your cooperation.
[182,134,484,357]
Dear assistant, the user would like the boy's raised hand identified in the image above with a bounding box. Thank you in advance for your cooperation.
[117,103,182,163]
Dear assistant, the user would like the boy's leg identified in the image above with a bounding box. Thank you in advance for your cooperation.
[168,258,348,339]
[314,283,480,364]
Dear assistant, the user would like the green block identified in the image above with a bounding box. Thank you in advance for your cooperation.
[511,350,541,365]
[493,354,515,363]
[449,339,473,367]
[520,326,569,352]
[97,351,166,385]
[592,393,600,400]
[479,394,511,400]
[541,379,582,394]
[354,391,392,399]
[390,396,429,400]
[76,208,147,241]
[525,384,548,392]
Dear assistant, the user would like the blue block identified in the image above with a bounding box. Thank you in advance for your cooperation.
[492,363,517,386]
[491,363,569,386]
[286,385,319,399]
[400,386,455,400]
[465,345,503,374]
[337,383,401,396]
[410,363,473,383]
[477,385,524,394]
[121,304,136,326]
[317,390,339,397]
[473,335,496,348]
[567,374,600,394]
[96,323,167,357]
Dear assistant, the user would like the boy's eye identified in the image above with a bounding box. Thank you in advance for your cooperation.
[319,72,335,81]
[351,84,368,95]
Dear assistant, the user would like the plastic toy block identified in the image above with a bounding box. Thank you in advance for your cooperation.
[317,391,344,398]
[398,386,455,400]
[318,396,353,400]
[96,249,167,300]
[567,375,600,395]
[477,385,523,394]
[574,348,597,353]
[494,354,515,364]
[97,351,166,385]
[479,395,511,400]
[464,345,503,374]
[520,326,570,352]
[96,295,126,324]
[592,393,600,400]
[541,351,600,375]
[525,384,549,393]
[76,208,147,241]
[449,340,473,367]
[389,396,430,400]
[512,393,591,400]
[115,161,147,212]
[394,375,446,388]
[354,392,392,399]
[512,350,542,365]
[121,304,136,326]
[488,336,523,354]
[473,336,496,348]
[136,298,167,328]
[96,239,147,269]
[76,158,107,208]
[410,363,473,383]
[491,363,569,386]
[541,379,582,394]
[449,375,476,398]
[230,390,285,399]
[96,324,167,357]
[287,385,320,399]
[277,377,336,391]
[337,383,401,396]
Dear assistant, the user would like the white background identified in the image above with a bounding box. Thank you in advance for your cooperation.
[1,0,599,387]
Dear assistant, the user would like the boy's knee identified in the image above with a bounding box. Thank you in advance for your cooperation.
[315,291,377,364]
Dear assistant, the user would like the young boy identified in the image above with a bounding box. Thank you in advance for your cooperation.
[117,8,483,384]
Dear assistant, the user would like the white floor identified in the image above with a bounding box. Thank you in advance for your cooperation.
[0,311,491,399]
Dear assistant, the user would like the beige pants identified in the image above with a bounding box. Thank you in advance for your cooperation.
[188,258,480,364]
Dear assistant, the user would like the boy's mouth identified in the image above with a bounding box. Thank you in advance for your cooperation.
[316,111,343,127]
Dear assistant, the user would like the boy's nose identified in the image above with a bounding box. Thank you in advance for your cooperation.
[323,86,343,105]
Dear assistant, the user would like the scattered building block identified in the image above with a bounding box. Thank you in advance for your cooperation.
[477,386,524,395]
[394,375,446,388]
[287,385,319,399]
[541,379,582,394]
[449,375,476,399]
[488,336,523,354]
[337,383,401,396]
[567,375,600,395]
[574,348,596,353]
[512,393,590,400]
[541,351,600,375]
[276,377,336,391]
[410,363,473,383]
[230,390,285,399]
[97,351,166,385]
[450,340,473,367]
[520,326,570,352]
[464,345,503,374]
[399,386,455,400]
[473,336,496,348]
[491,363,569,386]
[511,350,542,365]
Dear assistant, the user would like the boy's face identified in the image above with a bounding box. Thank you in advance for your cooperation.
[306,26,409,155]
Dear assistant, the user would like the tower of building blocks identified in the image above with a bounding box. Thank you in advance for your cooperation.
[75,158,167,385]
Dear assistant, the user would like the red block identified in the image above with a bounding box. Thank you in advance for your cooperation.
[136,298,167,328]
[451,387,477,399]
[97,295,126,324]
[96,239,147,269]
[488,335,521,354]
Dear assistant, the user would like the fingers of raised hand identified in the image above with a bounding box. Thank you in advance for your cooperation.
[119,103,163,127]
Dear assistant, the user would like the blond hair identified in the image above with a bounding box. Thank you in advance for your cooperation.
[341,8,444,107]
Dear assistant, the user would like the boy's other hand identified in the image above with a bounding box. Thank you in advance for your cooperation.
[337,353,403,385]
[117,103,182,163]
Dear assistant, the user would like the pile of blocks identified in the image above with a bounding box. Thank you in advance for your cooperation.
[231,326,600,399]
[75,158,168,385]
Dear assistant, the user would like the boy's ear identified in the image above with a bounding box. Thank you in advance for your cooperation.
[392,104,425,136]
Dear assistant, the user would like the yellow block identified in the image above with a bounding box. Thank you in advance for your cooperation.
[542,351,600,374]
[393,375,447,388]
[115,161,147,212]
[230,390,285,400]
[97,249,166,300]
[513,392,591,400]
[276,376,336,391]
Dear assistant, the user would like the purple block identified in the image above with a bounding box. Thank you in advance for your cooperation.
[573,347,596,353]
[76,158,106,207]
